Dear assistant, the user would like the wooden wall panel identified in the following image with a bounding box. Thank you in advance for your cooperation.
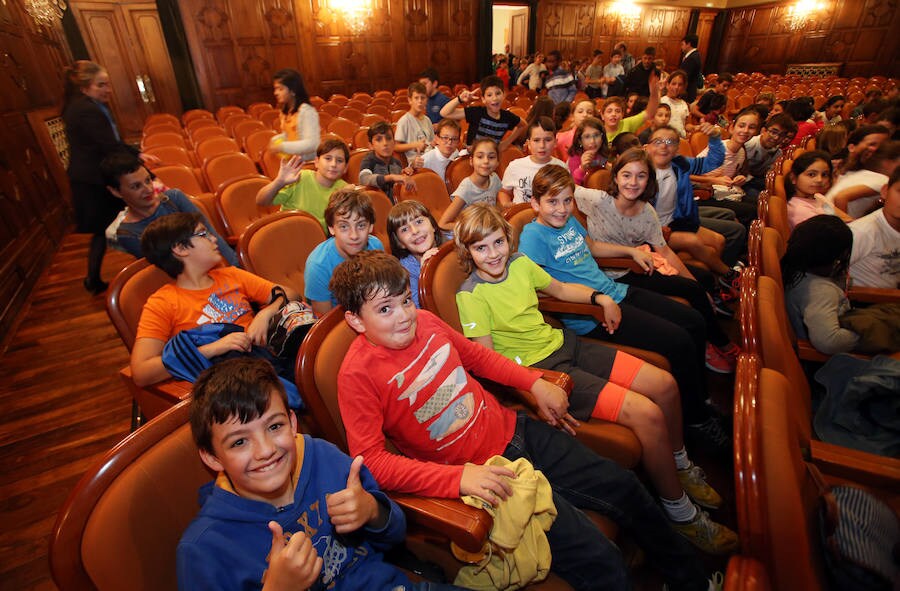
[536,1,697,73]
[179,0,478,107]
[717,0,900,77]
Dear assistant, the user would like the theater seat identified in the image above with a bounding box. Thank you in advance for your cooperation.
[50,400,214,591]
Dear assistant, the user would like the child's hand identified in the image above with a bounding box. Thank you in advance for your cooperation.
[630,247,654,274]
[411,153,425,170]
[580,150,597,170]
[698,121,720,137]
[460,463,516,506]
[402,176,417,192]
[531,378,579,435]
[262,521,322,591]
[598,296,621,334]
[458,89,473,104]
[732,175,747,186]
[246,312,272,346]
[326,456,380,533]
[649,69,663,96]
[708,175,734,187]
[276,156,304,185]
[206,332,252,357]
[421,246,440,263]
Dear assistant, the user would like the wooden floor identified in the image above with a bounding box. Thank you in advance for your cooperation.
[0,232,738,590]
[0,234,135,590]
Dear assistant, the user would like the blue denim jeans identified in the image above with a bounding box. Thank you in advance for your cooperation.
[503,412,708,591]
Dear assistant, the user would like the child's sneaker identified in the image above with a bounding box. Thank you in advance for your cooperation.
[686,415,732,457]
[670,506,739,555]
[716,267,742,300]
[677,463,723,509]
[705,343,737,374]
[709,292,734,318]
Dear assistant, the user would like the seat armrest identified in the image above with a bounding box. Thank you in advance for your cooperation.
[119,367,192,421]
[848,286,900,304]
[809,439,900,490]
[390,494,492,554]
[595,257,645,274]
[538,297,605,323]
[724,555,771,591]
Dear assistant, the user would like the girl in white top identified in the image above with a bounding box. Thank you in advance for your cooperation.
[269,69,320,161]
[660,70,692,138]
[826,141,899,218]
[439,138,502,231]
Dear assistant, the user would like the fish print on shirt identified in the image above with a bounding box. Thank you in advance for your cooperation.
[388,335,481,448]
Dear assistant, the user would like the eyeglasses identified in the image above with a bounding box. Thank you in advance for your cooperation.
[766,128,793,139]
[582,133,603,142]
[650,138,678,146]
[438,135,459,142]
[190,229,214,241]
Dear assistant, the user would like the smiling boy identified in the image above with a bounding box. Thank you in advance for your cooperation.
[440,74,526,151]
[422,119,460,180]
[499,116,566,205]
[304,188,383,316]
[177,357,462,591]
[741,113,798,200]
[101,150,238,266]
[394,82,435,162]
[255,138,349,233]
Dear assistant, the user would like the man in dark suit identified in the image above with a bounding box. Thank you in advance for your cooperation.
[680,34,703,103]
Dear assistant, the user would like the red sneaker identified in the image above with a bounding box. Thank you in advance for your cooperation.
[705,343,737,374]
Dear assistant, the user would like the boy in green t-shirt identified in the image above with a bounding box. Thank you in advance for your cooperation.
[256,138,349,232]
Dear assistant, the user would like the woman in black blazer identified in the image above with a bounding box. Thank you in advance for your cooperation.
[63,61,138,294]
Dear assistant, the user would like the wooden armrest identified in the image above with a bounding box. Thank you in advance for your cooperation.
[118,366,192,421]
[537,297,605,323]
[595,257,645,274]
[390,494,492,554]
[809,439,900,490]
[724,555,771,591]
[848,286,900,303]
[694,187,712,201]
[796,339,871,363]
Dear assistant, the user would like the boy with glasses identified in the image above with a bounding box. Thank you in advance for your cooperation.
[422,119,461,180]
[742,113,798,200]
[130,212,299,392]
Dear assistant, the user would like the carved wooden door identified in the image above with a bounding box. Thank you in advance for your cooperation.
[69,0,181,141]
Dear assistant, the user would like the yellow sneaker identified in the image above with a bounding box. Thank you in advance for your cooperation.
[671,507,739,555]
[677,463,723,509]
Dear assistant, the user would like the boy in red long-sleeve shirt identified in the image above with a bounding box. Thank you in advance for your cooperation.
[330,250,718,591]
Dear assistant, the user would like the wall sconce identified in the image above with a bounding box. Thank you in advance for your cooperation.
[24,0,67,27]
[329,0,372,35]
[609,1,641,35]
[785,0,827,31]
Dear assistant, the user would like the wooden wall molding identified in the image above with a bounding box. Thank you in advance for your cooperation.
[178,0,478,108]
[717,0,900,77]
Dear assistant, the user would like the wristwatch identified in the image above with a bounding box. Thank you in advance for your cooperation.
[590,290,603,306]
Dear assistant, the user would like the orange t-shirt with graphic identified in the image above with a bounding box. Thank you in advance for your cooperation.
[136,267,275,342]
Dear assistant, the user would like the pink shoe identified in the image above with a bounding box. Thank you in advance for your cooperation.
[705,343,737,374]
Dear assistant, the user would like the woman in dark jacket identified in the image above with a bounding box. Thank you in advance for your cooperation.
[63,61,141,294]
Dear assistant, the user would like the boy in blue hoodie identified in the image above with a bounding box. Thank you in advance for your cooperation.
[177,357,463,591]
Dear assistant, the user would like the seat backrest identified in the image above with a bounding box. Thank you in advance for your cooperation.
[757,367,828,591]
[143,123,182,138]
[189,125,228,147]
[142,132,187,150]
[498,146,524,177]
[766,194,790,242]
[232,119,266,147]
[585,168,611,191]
[247,102,273,118]
[339,108,364,124]
[182,109,214,125]
[759,227,784,289]
[756,274,812,410]
[327,117,359,143]
[689,132,709,156]
[106,258,175,351]
[224,113,254,137]
[144,113,181,129]
[361,188,393,255]
[320,102,342,117]
[258,108,281,131]
[237,211,326,295]
[445,157,473,193]
[195,136,240,165]
[49,400,214,591]
[152,164,208,196]
[345,149,369,185]
[747,219,763,269]
[296,307,359,450]
[351,126,370,150]
[216,105,244,123]
[419,242,468,333]
[185,117,219,135]
[397,170,452,221]
[204,153,259,195]
[244,129,276,164]
[216,175,278,238]
[143,145,194,169]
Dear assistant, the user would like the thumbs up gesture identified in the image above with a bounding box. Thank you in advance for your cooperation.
[326,455,379,533]
[262,521,322,591]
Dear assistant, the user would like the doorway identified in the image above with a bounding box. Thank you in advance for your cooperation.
[492,4,530,59]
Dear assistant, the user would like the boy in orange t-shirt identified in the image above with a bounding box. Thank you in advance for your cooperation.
[130,212,298,388]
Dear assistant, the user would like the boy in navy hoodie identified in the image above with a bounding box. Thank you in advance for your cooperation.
[177,357,464,591]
